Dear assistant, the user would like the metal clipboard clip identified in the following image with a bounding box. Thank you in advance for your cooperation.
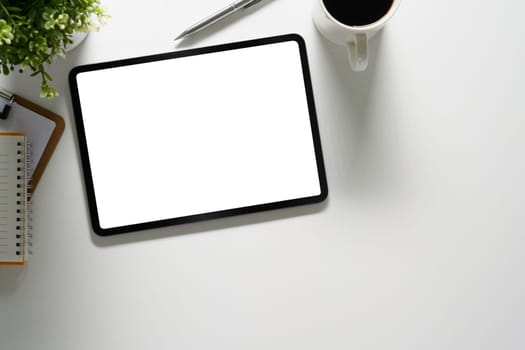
[0,89,15,120]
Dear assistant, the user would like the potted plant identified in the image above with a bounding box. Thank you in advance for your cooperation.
[0,0,108,98]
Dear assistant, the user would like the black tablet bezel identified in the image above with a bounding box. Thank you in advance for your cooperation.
[69,34,328,236]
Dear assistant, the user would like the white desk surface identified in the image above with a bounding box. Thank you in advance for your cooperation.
[1,0,525,349]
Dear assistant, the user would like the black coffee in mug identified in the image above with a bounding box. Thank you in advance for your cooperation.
[322,0,394,26]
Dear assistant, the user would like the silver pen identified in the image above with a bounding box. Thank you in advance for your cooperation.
[174,0,266,41]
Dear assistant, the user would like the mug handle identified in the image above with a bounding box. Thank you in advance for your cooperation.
[347,33,368,71]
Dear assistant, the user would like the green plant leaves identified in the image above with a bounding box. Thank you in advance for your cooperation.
[0,0,109,98]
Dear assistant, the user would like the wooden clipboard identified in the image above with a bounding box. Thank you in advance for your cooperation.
[0,90,65,193]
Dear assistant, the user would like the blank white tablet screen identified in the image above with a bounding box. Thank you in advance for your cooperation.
[75,40,322,229]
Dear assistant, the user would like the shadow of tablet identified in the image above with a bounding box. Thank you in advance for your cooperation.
[69,33,329,247]
[89,199,328,247]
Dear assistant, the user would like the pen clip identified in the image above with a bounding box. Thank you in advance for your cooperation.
[243,0,265,9]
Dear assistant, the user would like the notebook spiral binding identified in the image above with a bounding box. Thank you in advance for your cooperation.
[14,140,33,258]
[26,141,33,256]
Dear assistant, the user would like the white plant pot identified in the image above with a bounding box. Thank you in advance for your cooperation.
[65,31,89,52]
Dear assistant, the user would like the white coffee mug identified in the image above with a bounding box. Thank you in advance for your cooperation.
[313,0,401,71]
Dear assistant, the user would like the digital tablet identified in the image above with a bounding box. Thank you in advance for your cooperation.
[69,34,327,236]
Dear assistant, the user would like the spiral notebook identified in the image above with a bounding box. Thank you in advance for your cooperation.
[70,34,328,236]
[0,133,32,265]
